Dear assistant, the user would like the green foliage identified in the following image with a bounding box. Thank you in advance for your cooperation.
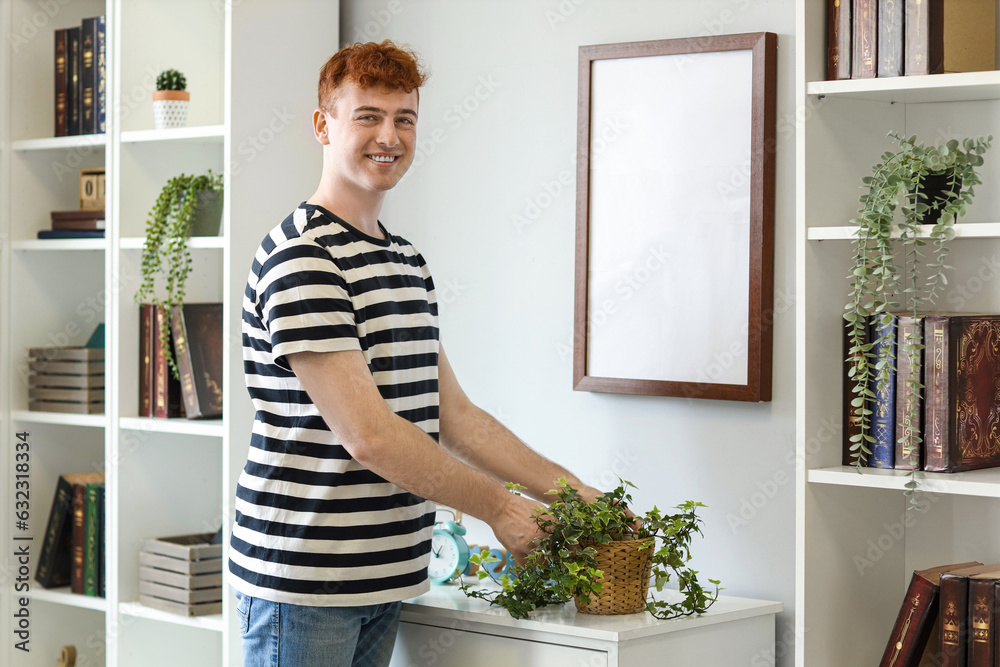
[845,132,991,501]
[156,69,187,91]
[459,478,721,621]
[134,170,223,379]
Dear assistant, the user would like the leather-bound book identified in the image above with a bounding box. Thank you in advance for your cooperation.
[843,316,871,467]
[872,316,897,468]
[894,315,924,471]
[923,315,1000,472]
[66,26,80,136]
[171,303,223,419]
[880,561,982,667]
[54,29,68,137]
[852,0,877,78]
[70,483,86,594]
[139,304,154,417]
[93,15,106,134]
[940,563,1000,667]
[827,0,852,80]
[153,305,184,418]
[878,0,904,77]
[36,476,74,588]
[83,483,103,597]
[967,570,1000,667]
[906,0,997,75]
[80,17,97,135]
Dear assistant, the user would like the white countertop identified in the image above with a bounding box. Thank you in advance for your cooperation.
[401,581,783,644]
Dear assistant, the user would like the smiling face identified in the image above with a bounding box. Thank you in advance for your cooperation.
[317,82,418,196]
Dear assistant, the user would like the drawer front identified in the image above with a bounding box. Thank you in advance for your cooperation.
[390,621,608,667]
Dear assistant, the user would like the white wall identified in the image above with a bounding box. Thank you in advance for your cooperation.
[341,0,797,663]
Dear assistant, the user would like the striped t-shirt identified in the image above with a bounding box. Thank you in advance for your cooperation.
[229,202,439,606]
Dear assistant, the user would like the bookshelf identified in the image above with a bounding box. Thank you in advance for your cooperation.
[0,1,340,665]
[796,1,1000,665]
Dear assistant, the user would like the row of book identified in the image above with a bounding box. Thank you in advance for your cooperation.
[827,0,996,81]
[36,473,106,597]
[881,561,1000,667]
[55,17,106,137]
[842,314,1000,473]
[39,209,106,240]
[140,303,223,420]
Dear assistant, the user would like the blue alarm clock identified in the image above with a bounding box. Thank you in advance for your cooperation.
[428,519,470,584]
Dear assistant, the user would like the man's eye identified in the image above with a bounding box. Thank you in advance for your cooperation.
[397,117,415,125]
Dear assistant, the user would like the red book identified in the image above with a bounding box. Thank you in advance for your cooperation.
[827,0,851,80]
[880,562,981,667]
[152,305,183,418]
[940,563,1000,667]
[851,0,877,78]
[923,315,1000,473]
[967,570,1000,667]
[139,304,154,417]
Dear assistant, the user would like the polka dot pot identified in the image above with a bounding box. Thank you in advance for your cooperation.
[152,90,190,129]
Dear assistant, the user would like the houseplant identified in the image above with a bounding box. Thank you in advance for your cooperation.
[153,68,189,129]
[135,170,223,378]
[460,478,720,621]
[844,132,992,491]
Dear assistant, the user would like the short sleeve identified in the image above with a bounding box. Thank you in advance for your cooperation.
[256,239,361,371]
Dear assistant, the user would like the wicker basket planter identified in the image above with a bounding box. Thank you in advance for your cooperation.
[575,538,654,615]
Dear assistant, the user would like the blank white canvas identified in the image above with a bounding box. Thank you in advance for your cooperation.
[586,49,753,385]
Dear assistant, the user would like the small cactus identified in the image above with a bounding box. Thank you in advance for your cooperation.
[156,69,187,91]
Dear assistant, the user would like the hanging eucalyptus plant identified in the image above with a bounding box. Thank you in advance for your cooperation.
[134,169,223,379]
[845,132,992,496]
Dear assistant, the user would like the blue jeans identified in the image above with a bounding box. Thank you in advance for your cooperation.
[234,588,402,667]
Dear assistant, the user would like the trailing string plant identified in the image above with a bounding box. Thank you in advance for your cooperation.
[459,478,720,620]
[845,132,991,501]
[135,170,223,379]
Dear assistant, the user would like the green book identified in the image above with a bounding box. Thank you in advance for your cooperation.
[83,483,103,597]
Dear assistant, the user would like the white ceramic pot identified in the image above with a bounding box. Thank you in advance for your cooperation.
[152,90,190,129]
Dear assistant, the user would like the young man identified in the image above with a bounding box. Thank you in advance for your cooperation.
[230,41,605,667]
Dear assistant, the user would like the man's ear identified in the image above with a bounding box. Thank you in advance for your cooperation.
[312,108,330,145]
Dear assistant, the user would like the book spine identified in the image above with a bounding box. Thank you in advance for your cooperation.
[906,0,943,74]
[83,483,101,596]
[140,304,153,418]
[80,17,96,135]
[968,577,996,667]
[171,305,201,418]
[871,316,897,468]
[879,571,940,667]
[71,484,86,594]
[35,476,73,588]
[95,16,106,134]
[878,0,904,77]
[54,29,68,137]
[844,316,871,466]
[67,26,80,136]
[852,0,878,78]
[828,0,852,80]
[153,305,183,418]
[98,485,105,598]
[895,316,923,470]
[940,572,971,667]
[923,316,952,472]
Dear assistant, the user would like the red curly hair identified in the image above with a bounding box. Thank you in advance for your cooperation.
[318,40,428,112]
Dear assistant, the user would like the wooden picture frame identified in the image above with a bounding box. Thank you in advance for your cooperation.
[574,32,776,402]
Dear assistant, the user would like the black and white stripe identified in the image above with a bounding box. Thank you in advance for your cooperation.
[230,203,439,606]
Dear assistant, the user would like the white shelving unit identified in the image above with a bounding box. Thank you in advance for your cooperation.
[796,1,1000,665]
[1,2,340,665]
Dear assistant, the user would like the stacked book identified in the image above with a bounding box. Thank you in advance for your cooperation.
[40,209,106,240]
[826,0,996,80]
[28,347,104,414]
[139,533,223,617]
[843,314,1000,473]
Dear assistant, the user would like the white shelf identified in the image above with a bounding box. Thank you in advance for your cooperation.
[13,239,107,251]
[808,465,1000,498]
[28,587,108,612]
[11,134,108,152]
[119,600,224,632]
[120,236,225,250]
[807,70,1000,103]
[119,416,224,437]
[121,125,226,145]
[807,222,1000,241]
[11,410,106,428]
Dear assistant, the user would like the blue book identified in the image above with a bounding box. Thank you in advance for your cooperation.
[871,315,897,468]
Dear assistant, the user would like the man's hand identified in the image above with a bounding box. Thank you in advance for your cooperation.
[489,493,548,565]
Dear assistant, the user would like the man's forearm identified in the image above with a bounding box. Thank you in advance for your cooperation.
[440,404,596,502]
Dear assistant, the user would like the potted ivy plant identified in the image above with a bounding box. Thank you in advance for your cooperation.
[460,478,720,620]
[134,170,223,378]
[153,68,189,129]
[844,132,992,492]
